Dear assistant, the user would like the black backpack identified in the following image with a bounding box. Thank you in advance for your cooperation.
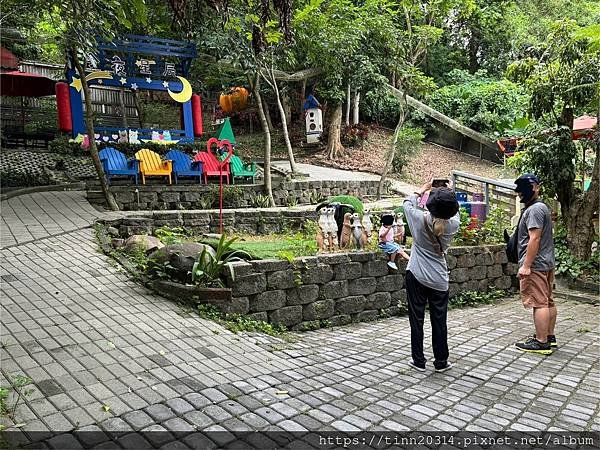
[504,210,524,264]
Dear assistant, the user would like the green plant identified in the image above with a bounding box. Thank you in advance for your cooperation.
[391,126,424,175]
[249,193,271,208]
[554,223,600,282]
[308,192,327,205]
[454,206,510,246]
[191,235,252,287]
[1,374,34,422]
[154,226,187,245]
[283,193,298,207]
[450,289,507,309]
[197,304,286,335]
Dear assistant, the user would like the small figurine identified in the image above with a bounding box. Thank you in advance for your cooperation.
[118,130,128,144]
[317,208,329,253]
[339,212,353,250]
[393,212,405,245]
[326,207,339,251]
[151,130,160,141]
[128,129,140,144]
[162,130,172,141]
[351,213,368,250]
[361,208,373,243]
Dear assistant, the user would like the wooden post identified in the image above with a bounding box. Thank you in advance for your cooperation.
[119,88,128,128]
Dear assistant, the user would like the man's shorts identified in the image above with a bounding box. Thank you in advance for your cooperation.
[520,269,555,308]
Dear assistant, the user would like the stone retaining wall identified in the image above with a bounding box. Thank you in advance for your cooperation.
[100,209,318,236]
[226,244,516,330]
[87,179,381,210]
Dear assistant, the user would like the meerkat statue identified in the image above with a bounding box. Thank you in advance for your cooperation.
[317,208,328,252]
[361,208,373,243]
[326,207,339,251]
[339,212,353,250]
[351,213,368,250]
[393,212,405,244]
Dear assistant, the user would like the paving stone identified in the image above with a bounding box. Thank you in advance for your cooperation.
[182,433,216,450]
[145,404,176,423]
[165,397,195,415]
[47,433,83,449]
[100,417,133,432]
[122,410,155,430]
[140,424,175,447]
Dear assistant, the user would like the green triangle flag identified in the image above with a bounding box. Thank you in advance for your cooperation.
[216,117,236,144]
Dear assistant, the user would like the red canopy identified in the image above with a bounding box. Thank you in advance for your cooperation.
[573,115,597,139]
[0,47,19,70]
[0,70,57,97]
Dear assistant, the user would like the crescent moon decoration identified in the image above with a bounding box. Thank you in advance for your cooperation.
[167,76,193,103]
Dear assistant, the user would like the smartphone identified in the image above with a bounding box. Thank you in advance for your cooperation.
[432,179,449,188]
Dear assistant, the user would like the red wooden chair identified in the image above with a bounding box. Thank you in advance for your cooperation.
[194,145,230,184]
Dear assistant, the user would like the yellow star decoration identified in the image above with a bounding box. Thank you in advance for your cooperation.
[70,77,82,92]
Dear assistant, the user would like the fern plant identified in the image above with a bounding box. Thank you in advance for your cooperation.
[191,235,252,287]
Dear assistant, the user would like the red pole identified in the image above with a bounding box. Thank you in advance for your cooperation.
[219,165,223,234]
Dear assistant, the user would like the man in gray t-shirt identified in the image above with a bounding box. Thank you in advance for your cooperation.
[513,174,557,355]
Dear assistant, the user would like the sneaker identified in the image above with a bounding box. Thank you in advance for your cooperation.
[534,334,558,348]
[387,261,398,270]
[408,361,426,372]
[435,362,453,373]
[515,337,552,355]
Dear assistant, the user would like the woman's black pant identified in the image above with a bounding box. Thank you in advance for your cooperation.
[405,270,449,369]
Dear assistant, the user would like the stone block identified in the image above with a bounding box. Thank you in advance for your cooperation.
[449,268,469,283]
[320,281,348,299]
[487,264,503,279]
[303,300,334,320]
[302,264,334,284]
[478,280,491,291]
[114,191,135,203]
[333,263,362,281]
[494,276,512,290]
[504,263,518,276]
[470,266,488,281]
[475,252,494,266]
[349,252,376,262]
[376,275,404,292]
[347,278,377,295]
[362,260,389,277]
[354,310,378,322]
[228,261,254,277]
[384,305,402,317]
[391,289,407,305]
[267,270,297,290]
[181,191,203,202]
[457,253,476,268]
[287,285,320,305]
[335,296,366,314]
[232,274,267,296]
[251,259,291,273]
[328,315,352,327]
[460,280,480,292]
[365,292,391,310]
[449,283,461,298]
[317,254,350,265]
[268,306,303,328]
[494,251,508,265]
[446,254,457,270]
[139,192,158,203]
[251,290,286,312]
[227,297,249,315]
[247,312,267,322]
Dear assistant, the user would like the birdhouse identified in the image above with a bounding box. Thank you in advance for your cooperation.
[305,108,323,143]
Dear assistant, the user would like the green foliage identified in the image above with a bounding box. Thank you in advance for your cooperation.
[362,93,401,128]
[326,195,364,215]
[0,374,34,422]
[423,70,528,137]
[454,206,510,246]
[308,192,327,205]
[191,235,251,287]
[248,193,271,208]
[197,304,286,335]
[0,170,52,188]
[154,226,187,245]
[391,126,424,174]
[554,224,600,282]
[450,289,507,309]
[48,136,204,157]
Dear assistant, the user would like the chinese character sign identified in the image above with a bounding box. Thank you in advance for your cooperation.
[110,56,127,77]
[162,62,177,77]
[136,59,156,75]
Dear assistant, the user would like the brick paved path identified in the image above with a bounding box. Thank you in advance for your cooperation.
[1,192,598,449]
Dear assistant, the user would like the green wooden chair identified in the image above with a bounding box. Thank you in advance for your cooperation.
[220,154,257,183]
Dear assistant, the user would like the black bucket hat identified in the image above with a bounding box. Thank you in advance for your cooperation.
[426,188,459,220]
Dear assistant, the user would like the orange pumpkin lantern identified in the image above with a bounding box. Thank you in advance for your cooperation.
[219,87,249,114]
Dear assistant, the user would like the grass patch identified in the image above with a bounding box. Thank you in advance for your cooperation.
[200,233,318,260]
[197,304,287,336]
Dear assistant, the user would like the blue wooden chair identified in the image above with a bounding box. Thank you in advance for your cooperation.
[99,147,139,185]
[165,149,204,184]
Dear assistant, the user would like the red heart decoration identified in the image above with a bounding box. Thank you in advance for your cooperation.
[207,137,234,167]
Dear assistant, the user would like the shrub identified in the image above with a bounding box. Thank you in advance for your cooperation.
[391,126,424,175]
[453,206,510,246]
[554,223,599,283]
[0,170,52,188]
[341,123,370,148]
[48,136,205,157]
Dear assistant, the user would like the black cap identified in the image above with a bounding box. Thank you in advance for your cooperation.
[514,173,540,192]
[426,188,459,220]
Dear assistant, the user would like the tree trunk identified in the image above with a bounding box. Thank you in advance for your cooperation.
[252,75,276,207]
[352,91,360,125]
[468,31,480,74]
[119,88,128,128]
[326,103,344,159]
[300,79,307,119]
[377,99,406,199]
[565,142,599,260]
[345,84,351,126]
[267,70,297,173]
[282,89,291,125]
[71,48,119,211]
[262,97,274,133]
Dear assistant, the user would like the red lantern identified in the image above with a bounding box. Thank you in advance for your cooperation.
[55,82,72,132]
[192,94,203,136]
